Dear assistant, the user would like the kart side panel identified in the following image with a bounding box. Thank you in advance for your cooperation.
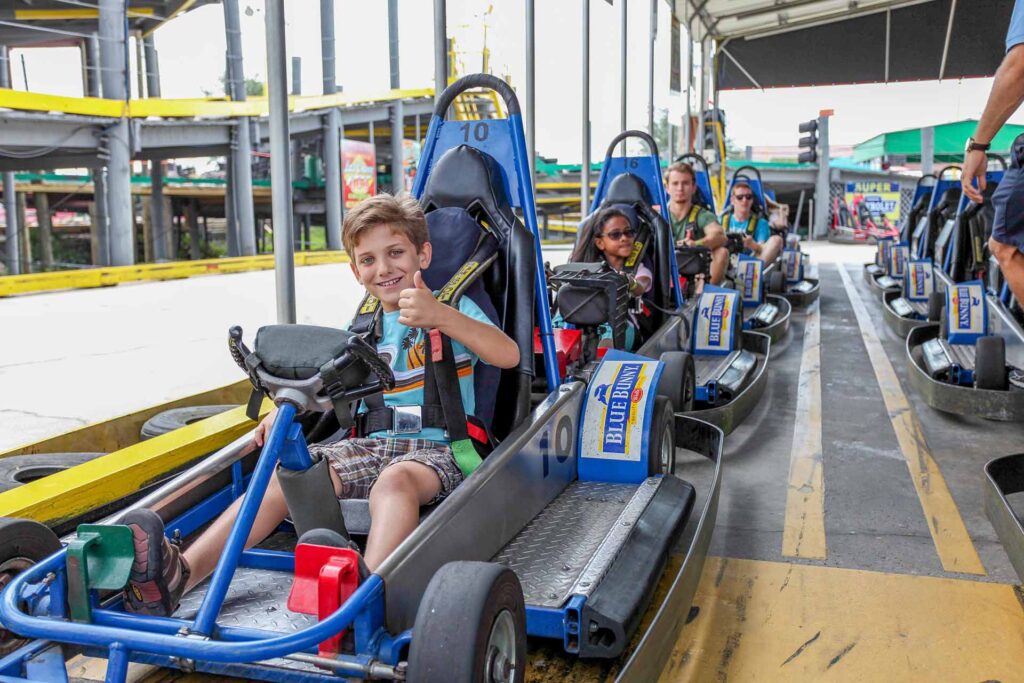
[681,331,771,435]
[376,382,584,632]
[614,415,723,682]
[757,294,792,343]
[782,279,820,307]
[882,290,930,338]
[906,325,1024,421]
[984,454,1024,583]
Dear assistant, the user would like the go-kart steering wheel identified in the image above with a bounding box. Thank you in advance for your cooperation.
[342,333,396,392]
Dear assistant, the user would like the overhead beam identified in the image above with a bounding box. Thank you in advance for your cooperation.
[728,0,934,41]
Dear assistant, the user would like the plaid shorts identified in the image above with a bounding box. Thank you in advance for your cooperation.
[310,436,463,505]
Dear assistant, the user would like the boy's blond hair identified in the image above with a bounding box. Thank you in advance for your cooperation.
[342,193,429,255]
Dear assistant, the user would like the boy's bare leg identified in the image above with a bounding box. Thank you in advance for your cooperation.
[339,462,442,571]
[182,473,290,591]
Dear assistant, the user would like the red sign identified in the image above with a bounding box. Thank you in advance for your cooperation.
[342,139,376,209]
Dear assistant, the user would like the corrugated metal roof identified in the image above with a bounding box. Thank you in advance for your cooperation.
[852,120,1024,162]
[676,0,936,41]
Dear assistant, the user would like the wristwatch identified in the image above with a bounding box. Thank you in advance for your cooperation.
[965,137,991,153]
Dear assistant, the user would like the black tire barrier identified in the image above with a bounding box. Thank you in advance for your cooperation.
[140,405,238,440]
[0,453,107,494]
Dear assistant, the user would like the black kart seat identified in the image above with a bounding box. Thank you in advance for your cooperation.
[901,189,932,243]
[922,188,961,258]
[420,144,537,440]
[421,208,502,431]
[950,182,998,282]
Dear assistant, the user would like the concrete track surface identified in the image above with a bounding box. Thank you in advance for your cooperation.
[6,243,1024,681]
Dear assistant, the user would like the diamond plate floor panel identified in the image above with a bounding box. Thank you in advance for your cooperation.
[491,480,639,608]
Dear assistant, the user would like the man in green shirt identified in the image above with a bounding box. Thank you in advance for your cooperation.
[665,162,729,284]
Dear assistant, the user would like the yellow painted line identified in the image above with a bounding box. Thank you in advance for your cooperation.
[0,87,434,120]
[782,300,826,559]
[0,380,252,458]
[0,402,270,527]
[0,251,349,297]
[837,265,985,575]
[661,556,1024,681]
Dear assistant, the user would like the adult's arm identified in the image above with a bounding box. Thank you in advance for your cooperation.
[697,221,728,250]
[964,45,1024,202]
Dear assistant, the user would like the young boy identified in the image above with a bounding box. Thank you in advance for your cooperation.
[121,193,520,617]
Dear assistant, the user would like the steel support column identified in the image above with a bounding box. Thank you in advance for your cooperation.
[85,33,109,266]
[814,114,831,239]
[35,191,54,270]
[648,0,656,136]
[433,0,448,106]
[921,126,935,176]
[619,0,627,139]
[388,0,403,194]
[224,0,256,256]
[99,0,134,266]
[526,0,536,181]
[266,0,296,323]
[581,0,590,213]
[321,0,343,250]
[143,34,168,260]
[0,45,19,275]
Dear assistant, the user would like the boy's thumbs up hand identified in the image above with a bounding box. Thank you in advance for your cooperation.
[399,270,446,329]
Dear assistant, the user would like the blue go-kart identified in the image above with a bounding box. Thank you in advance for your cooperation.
[0,75,722,683]
[904,157,1024,420]
[550,130,771,436]
[720,166,819,307]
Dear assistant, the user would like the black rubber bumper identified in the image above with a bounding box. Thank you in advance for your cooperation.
[579,474,695,659]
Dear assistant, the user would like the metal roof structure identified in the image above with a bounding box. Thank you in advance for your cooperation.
[677,0,1013,90]
[853,119,1024,163]
[0,1,217,46]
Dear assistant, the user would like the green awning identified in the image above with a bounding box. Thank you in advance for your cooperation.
[853,120,1024,164]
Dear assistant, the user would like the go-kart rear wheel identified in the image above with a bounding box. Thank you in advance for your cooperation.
[648,397,676,476]
[657,352,695,412]
[768,270,786,295]
[0,518,60,655]
[975,336,1008,391]
[927,292,944,322]
[408,561,526,683]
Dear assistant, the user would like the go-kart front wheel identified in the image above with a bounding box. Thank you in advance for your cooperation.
[0,517,60,655]
[408,561,526,683]
[649,396,677,476]
[657,351,696,413]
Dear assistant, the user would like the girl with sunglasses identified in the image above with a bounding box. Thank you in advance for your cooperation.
[566,206,653,349]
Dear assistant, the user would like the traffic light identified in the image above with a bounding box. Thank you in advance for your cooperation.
[798,119,818,163]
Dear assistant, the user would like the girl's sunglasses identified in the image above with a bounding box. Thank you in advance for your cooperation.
[601,229,636,241]
[733,194,754,201]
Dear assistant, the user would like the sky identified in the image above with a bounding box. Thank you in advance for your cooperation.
[10,0,1024,164]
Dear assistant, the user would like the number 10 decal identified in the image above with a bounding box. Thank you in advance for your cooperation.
[459,122,490,142]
